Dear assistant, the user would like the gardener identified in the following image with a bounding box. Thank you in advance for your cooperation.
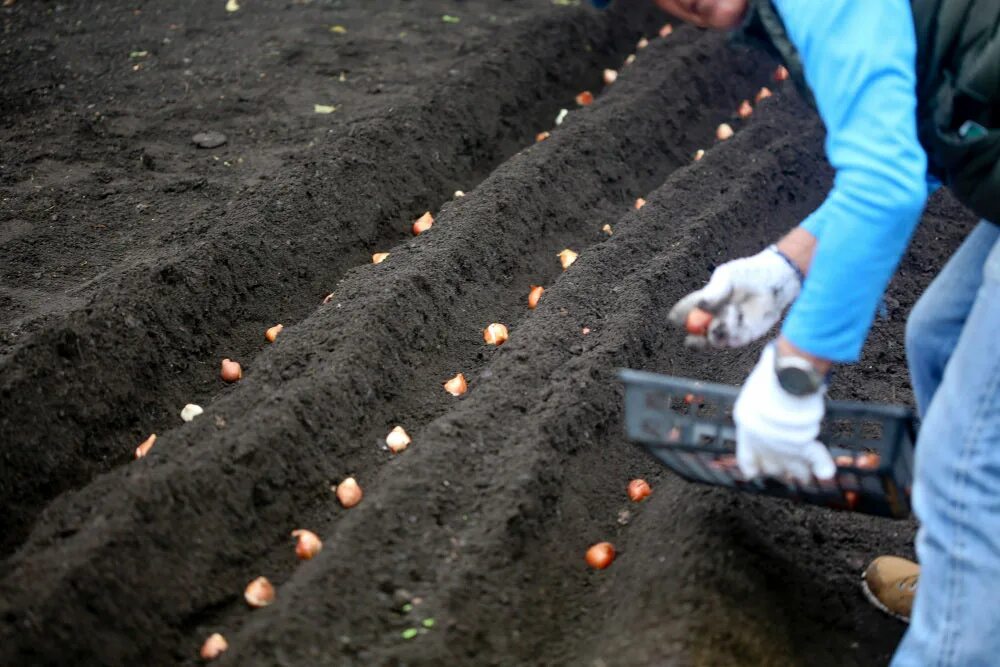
[595,0,999,663]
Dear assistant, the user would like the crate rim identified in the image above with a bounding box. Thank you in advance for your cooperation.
[618,368,916,421]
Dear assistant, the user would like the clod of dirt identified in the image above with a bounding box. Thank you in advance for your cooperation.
[191,131,228,149]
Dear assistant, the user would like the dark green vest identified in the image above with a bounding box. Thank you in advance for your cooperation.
[735,0,1000,224]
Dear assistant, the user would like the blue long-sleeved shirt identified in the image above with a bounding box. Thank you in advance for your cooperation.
[774,0,928,362]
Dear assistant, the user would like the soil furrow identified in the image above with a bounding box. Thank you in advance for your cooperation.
[0,28,775,666]
[210,96,832,666]
[172,26,775,659]
[215,101,969,667]
[0,0,663,555]
[3,3,981,666]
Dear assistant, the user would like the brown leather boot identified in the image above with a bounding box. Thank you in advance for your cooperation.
[861,555,919,622]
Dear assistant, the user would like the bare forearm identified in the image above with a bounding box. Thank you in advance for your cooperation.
[775,227,817,275]
[775,228,832,372]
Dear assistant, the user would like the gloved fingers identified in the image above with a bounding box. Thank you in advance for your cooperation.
[736,442,760,479]
[804,441,836,480]
[735,297,783,344]
[708,296,782,349]
[667,270,734,328]
[683,334,709,350]
[759,455,785,478]
[706,302,745,348]
[784,459,813,485]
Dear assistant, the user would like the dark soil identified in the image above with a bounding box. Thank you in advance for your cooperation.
[0,1,977,665]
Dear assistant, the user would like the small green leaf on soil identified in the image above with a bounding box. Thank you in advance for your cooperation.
[129,51,148,59]
[422,618,435,628]
[401,628,419,640]
[225,0,240,12]
[330,25,347,33]
[442,15,460,23]
[314,104,337,114]
[401,603,413,613]
[552,0,580,5]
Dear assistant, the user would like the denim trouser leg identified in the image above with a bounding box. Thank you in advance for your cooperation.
[905,222,1000,415]
[892,221,1000,667]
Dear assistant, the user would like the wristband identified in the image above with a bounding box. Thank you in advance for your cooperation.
[768,245,806,285]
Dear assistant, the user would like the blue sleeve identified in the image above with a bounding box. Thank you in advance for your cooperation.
[774,0,929,363]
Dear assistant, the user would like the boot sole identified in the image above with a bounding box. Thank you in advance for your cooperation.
[860,575,911,624]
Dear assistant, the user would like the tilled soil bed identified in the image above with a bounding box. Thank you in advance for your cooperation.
[0,1,977,665]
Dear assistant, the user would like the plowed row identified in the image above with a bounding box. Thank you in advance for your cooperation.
[0,1,975,665]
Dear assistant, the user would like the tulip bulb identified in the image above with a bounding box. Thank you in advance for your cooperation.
[627,479,652,502]
[535,131,550,142]
[693,149,705,161]
[602,224,613,236]
[634,197,646,210]
[200,633,228,661]
[585,542,616,570]
[180,403,204,422]
[483,323,509,346]
[856,452,881,469]
[755,86,772,102]
[528,285,544,309]
[135,433,156,459]
[716,123,734,140]
[558,249,578,270]
[386,425,411,453]
[659,23,673,38]
[291,529,323,560]
[774,65,789,81]
[244,577,275,608]
[372,252,389,264]
[412,211,433,236]
[603,68,618,85]
[220,358,242,383]
[265,324,283,342]
[737,100,753,119]
[637,37,649,49]
[335,477,363,508]
[443,372,468,396]
[685,307,713,335]
[575,91,594,107]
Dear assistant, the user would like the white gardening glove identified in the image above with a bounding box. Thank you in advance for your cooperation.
[668,245,802,349]
[733,343,836,483]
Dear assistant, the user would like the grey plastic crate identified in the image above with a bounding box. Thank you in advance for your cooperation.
[620,369,916,518]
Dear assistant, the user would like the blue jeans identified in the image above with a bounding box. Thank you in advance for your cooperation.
[892,221,1000,666]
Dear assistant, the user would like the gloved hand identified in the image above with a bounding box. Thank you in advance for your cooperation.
[733,343,836,483]
[668,245,802,349]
